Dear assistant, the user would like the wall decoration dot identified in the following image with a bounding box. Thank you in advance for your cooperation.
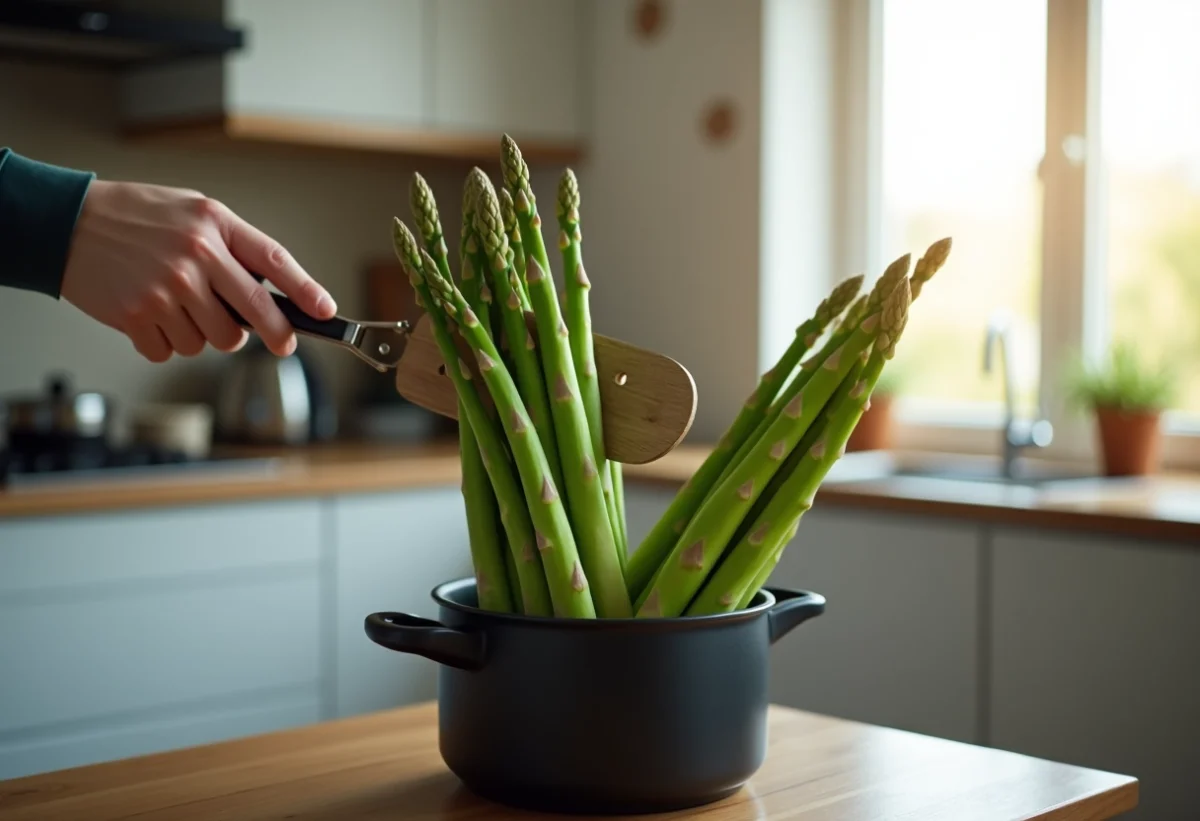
[701,100,736,146]
[632,0,665,41]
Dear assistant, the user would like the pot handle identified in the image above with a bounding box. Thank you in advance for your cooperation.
[765,587,826,645]
[363,612,486,671]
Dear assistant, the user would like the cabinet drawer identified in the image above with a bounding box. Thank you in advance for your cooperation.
[0,572,320,733]
[0,500,321,594]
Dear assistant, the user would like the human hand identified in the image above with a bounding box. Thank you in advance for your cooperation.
[60,180,337,362]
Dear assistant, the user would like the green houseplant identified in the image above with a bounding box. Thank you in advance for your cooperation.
[1067,342,1177,476]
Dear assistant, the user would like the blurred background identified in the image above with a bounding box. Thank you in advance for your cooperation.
[0,2,1197,819]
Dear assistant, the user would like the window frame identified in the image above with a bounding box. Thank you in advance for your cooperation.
[836,0,1200,471]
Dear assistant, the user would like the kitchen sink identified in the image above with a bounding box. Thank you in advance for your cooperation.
[890,463,1095,488]
[826,450,1096,488]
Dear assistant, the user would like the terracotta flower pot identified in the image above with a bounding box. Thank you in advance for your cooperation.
[1094,405,1163,477]
[847,393,894,452]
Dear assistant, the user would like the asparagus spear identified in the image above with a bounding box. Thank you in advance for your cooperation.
[729,241,951,530]
[624,273,864,599]
[502,135,632,617]
[556,169,626,569]
[707,256,910,497]
[410,172,516,611]
[688,281,911,615]
[393,219,554,617]
[499,188,530,306]
[612,463,627,572]
[728,238,951,608]
[634,286,899,618]
[736,540,784,610]
[414,242,599,618]
[475,184,565,495]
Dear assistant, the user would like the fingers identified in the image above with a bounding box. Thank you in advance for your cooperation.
[127,323,173,363]
[157,307,206,357]
[206,240,298,357]
[222,209,337,320]
[181,287,249,353]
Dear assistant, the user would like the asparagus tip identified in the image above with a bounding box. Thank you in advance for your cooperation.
[499,188,517,233]
[500,134,531,195]
[867,253,912,312]
[475,185,511,264]
[911,237,953,299]
[876,277,912,359]
[813,273,865,329]
[557,168,580,221]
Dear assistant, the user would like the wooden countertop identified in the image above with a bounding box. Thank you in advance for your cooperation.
[0,701,1137,821]
[1,440,1197,543]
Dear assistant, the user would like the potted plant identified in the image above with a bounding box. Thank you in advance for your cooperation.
[846,362,904,452]
[1067,342,1177,476]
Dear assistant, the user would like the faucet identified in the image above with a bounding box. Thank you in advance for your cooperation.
[983,311,1053,479]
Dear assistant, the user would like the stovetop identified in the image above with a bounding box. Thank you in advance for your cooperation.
[0,442,283,490]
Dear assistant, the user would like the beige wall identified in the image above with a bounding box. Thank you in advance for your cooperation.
[581,0,763,443]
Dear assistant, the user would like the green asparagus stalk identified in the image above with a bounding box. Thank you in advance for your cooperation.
[499,188,530,307]
[502,135,631,617]
[556,169,626,570]
[634,287,899,618]
[414,243,599,618]
[612,463,627,572]
[394,220,554,617]
[728,242,949,531]
[410,172,516,612]
[688,280,912,615]
[475,184,565,496]
[736,540,784,609]
[728,238,950,609]
[706,256,910,498]
[624,273,865,599]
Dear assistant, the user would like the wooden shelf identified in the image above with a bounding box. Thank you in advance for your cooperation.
[121,114,585,166]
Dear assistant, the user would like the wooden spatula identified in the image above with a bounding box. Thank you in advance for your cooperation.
[394,314,696,464]
[221,293,697,464]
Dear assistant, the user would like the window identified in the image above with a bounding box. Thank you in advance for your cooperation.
[1099,0,1200,422]
[879,0,1046,421]
[855,0,1200,464]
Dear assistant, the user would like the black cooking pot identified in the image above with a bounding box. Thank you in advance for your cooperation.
[364,577,825,815]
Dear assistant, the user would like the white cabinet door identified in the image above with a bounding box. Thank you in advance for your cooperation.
[227,0,428,126]
[430,0,584,139]
[333,487,473,718]
[990,528,1200,821]
[0,500,324,779]
[767,508,982,744]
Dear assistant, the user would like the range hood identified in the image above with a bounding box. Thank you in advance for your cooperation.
[0,1,243,67]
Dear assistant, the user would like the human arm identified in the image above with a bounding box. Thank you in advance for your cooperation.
[0,147,336,361]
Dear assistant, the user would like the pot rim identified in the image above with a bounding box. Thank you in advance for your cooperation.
[430,577,782,630]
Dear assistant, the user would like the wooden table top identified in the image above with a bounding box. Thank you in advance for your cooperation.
[0,702,1137,821]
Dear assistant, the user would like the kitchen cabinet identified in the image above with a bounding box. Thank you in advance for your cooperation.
[767,508,982,744]
[0,500,325,780]
[332,487,472,719]
[989,528,1200,821]
[122,0,426,127]
[430,0,585,140]
[119,0,585,160]
[620,482,680,556]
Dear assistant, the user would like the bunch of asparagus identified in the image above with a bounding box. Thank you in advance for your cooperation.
[392,134,952,619]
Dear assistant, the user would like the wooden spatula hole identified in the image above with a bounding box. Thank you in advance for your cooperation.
[437,364,447,376]
[614,372,628,386]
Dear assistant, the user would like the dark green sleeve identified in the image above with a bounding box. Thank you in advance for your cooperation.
[0,148,96,299]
